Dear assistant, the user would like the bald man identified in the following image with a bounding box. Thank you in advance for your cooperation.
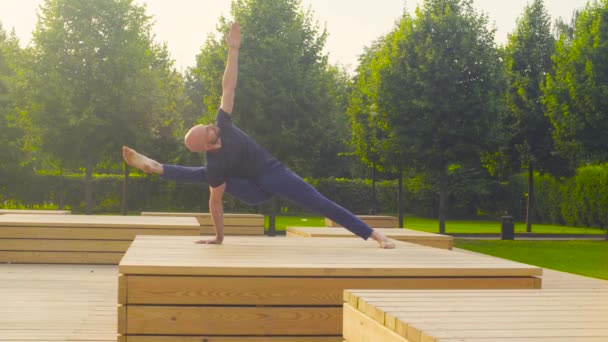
[123,23,395,248]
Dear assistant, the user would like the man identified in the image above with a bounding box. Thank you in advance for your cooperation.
[123,22,395,249]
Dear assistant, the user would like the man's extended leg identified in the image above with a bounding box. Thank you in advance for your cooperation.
[124,147,273,206]
[256,166,395,248]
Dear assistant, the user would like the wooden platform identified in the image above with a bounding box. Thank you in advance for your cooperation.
[326,215,398,228]
[117,236,541,341]
[0,214,200,264]
[287,227,453,249]
[343,288,608,342]
[141,212,265,235]
[0,209,71,215]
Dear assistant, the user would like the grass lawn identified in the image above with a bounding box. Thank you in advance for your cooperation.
[402,216,606,234]
[269,215,606,235]
[455,240,608,280]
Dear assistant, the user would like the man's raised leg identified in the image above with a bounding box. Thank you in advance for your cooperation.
[122,146,163,174]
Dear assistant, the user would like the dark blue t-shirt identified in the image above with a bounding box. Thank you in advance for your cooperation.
[205,108,281,187]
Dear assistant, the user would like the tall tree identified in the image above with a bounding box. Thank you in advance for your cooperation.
[503,0,556,232]
[0,23,31,194]
[544,0,608,166]
[189,0,345,177]
[30,0,174,213]
[348,33,407,216]
[379,0,503,233]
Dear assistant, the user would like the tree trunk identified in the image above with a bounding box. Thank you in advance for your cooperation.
[398,168,403,228]
[439,162,447,234]
[370,162,377,215]
[268,196,276,236]
[85,157,93,215]
[526,164,534,233]
[58,167,64,209]
[122,162,129,215]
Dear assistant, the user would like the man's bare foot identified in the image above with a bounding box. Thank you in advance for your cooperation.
[370,230,396,249]
[122,146,163,174]
[195,236,224,245]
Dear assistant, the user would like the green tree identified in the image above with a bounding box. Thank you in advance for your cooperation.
[544,0,608,166]
[379,0,503,233]
[0,23,32,197]
[503,0,556,232]
[348,33,408,216]
[29,0,177,213]
[189,0,345,177]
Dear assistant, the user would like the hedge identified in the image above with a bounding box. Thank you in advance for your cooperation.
[1,164,606,230]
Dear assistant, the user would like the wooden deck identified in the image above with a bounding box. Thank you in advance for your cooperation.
[0,241,605,342]
[344,288,608,341]
[343,248,608,342]
[325,215,398,228]
[287,226,453,249]
[0,214,200,264]
[0,209,71,215]
[141,212,265,235]
[117,236,540,340]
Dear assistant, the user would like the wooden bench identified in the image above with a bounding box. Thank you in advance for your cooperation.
[325,215,398,228]
[0,209,71,215]
[117,236,541,341]
[343,288,608,342]
[287,227,453,249]
[0,214,199,264]
[141,212,265,235]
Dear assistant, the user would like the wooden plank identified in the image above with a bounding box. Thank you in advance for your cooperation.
[0,209,71,215]
[125,306,342,335]
[0,227,198,239]
[118,236,542,278]
[118,275,127,304]
[118,305,127,335]
[325,215,398,228]
[125,275,538,306]
[141,212,264,226]
[125,337,342,342]
[0,251,123,264]
[0,214,200,228]
[343,303,407,342]
[200,225,264,235]
[0,239,131,252]
[287,227,453,249]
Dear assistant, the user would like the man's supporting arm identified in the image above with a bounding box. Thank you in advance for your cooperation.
[196,183,226,244]
[220,22,241,114]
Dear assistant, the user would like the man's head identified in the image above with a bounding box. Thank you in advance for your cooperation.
[184,124,221,152]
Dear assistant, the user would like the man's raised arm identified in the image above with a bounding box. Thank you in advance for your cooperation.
[220,22,241,114]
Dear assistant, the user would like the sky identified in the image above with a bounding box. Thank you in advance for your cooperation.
[0,0,589,73]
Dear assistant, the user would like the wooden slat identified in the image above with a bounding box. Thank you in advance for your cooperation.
[0,239,131,252]
[325,215,398,228]
[0,251,124,264]
[0,214,200,228]
[118,236,542,278]
[141,212,264,226]
[126,337,342,342]
[200,225,264,235]
[0,227,198,239]
[126,306,342,335]
[125,275,538,306]
[343,303,407,342]
[0,209,71,215]
[287,227,453,249]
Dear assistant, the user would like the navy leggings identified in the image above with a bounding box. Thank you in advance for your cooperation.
[162,164,374,240]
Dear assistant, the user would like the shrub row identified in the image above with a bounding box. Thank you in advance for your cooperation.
[1,164,606,229]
